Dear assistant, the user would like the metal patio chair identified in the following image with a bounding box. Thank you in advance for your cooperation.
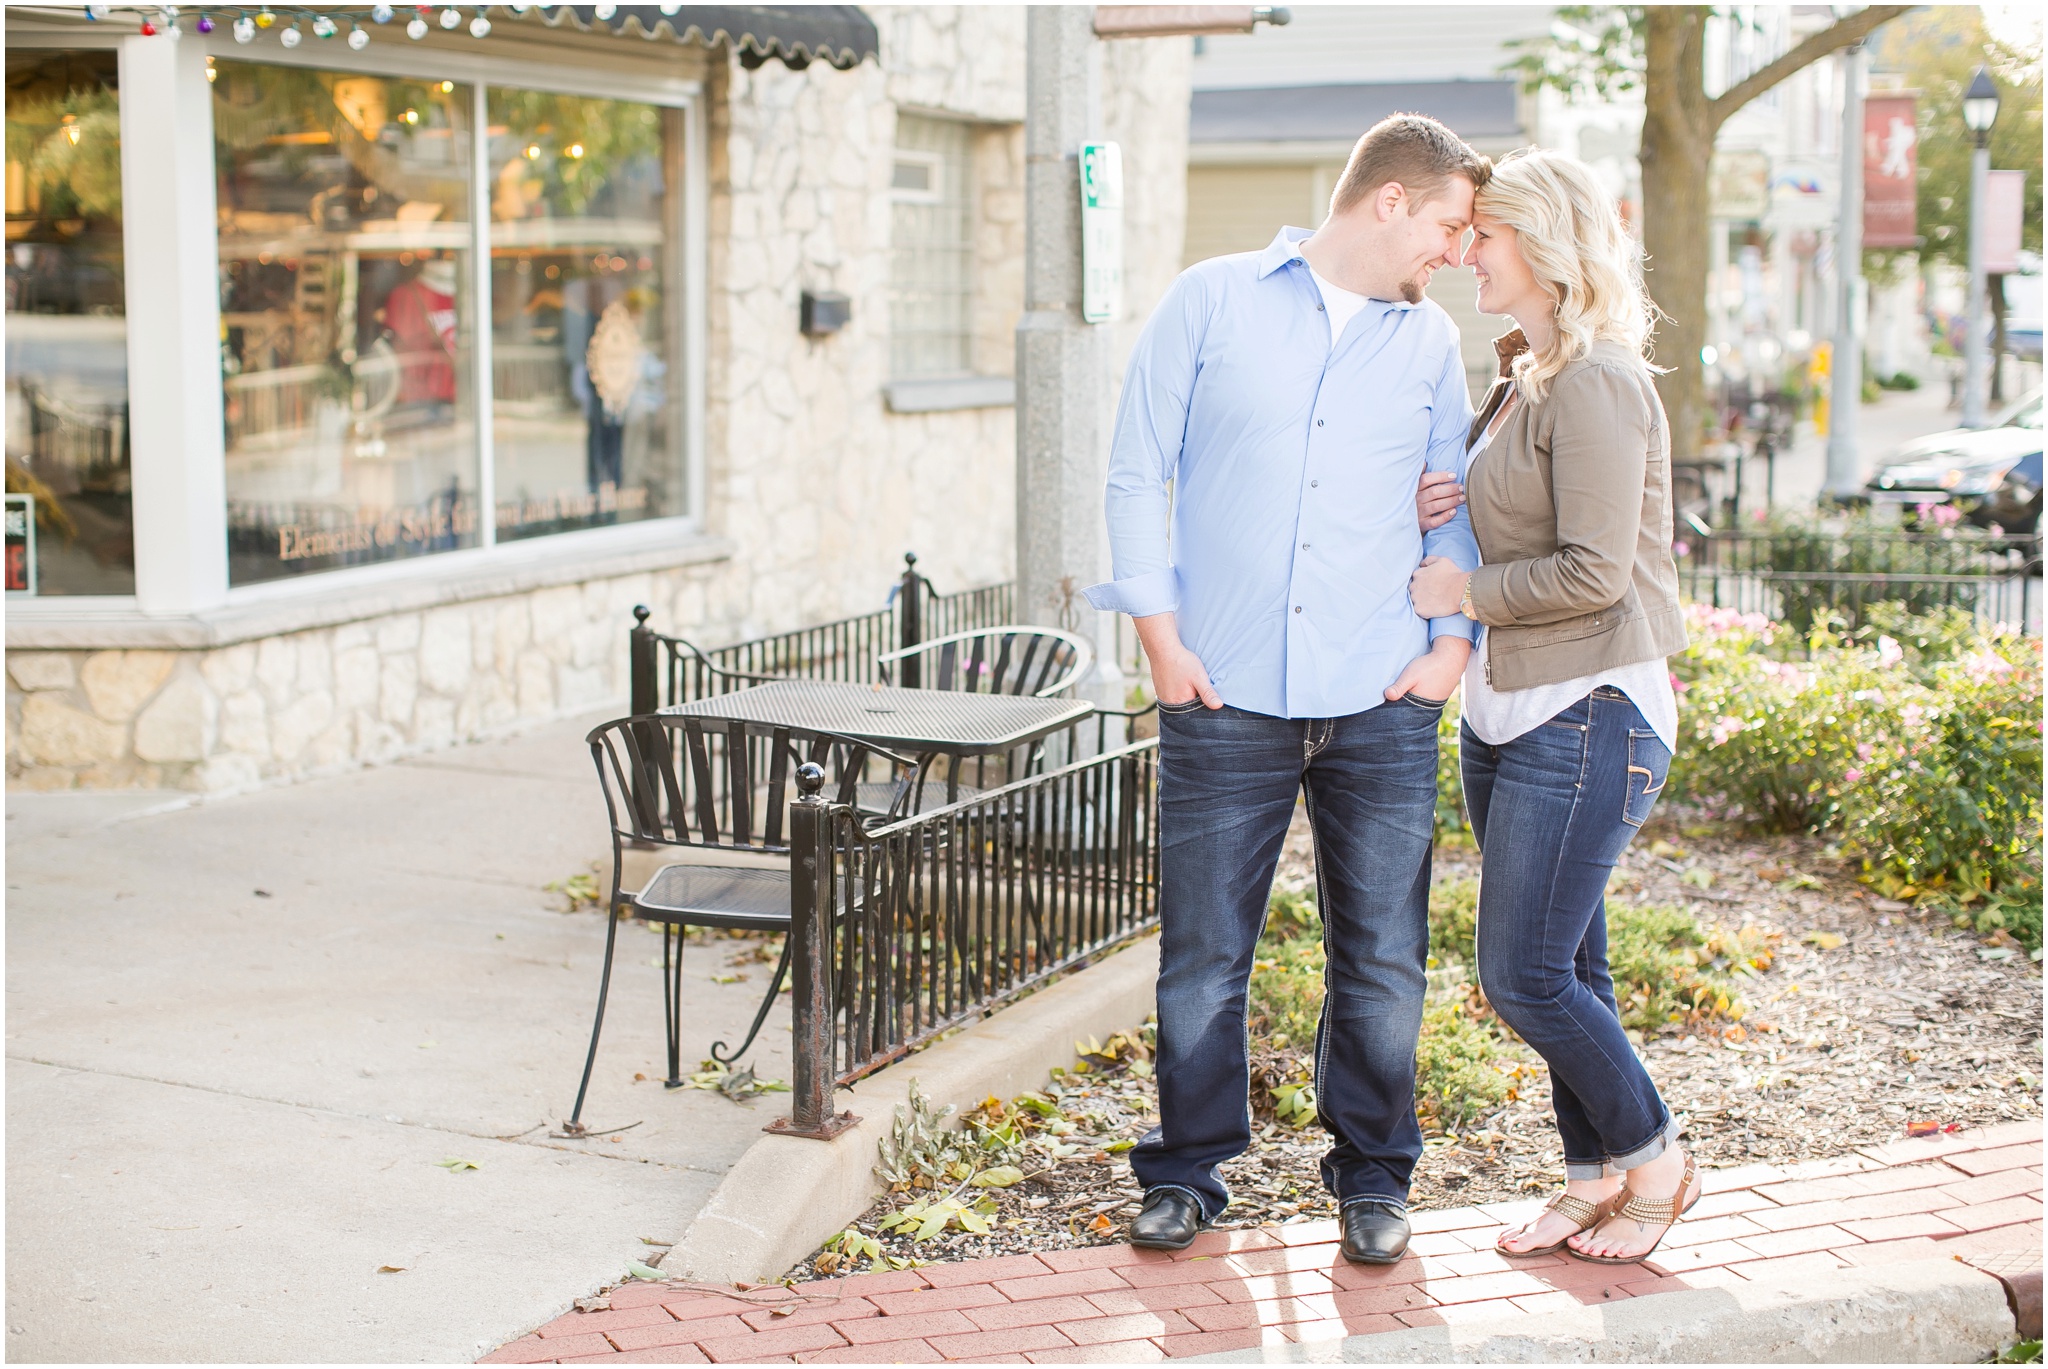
[868,625,1096,811]
[566,713,919,1133]
[875,624,1094,698]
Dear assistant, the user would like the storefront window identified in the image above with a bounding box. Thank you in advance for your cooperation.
[5,49,135,596]
[486,91,678,541]
[214,61,480,584]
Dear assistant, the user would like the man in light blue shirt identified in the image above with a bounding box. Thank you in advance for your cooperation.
[1083,115,1488,1262]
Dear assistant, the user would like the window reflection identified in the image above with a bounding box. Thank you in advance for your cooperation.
[5,49,135,596]
[214,62,479,584]
[487,90,677,541]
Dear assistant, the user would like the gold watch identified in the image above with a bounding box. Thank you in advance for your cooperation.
[1458,577,1476,620]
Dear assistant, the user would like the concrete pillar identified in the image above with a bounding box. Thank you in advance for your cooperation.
[1015,6,1123,708]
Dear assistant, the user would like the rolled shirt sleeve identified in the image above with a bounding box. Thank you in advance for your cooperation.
[1081,273,1205,618]
[1420,342,1482,644]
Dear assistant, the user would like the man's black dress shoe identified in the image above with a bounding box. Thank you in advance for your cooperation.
[1341,1199,1411,1264]
[1129,1188,1205,1250]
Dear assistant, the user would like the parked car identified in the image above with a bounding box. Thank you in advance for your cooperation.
[1866,391,2043,535]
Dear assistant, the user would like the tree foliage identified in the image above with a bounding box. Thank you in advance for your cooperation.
[1865,8,2043,268]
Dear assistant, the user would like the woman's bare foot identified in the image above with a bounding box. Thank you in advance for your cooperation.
[1496,1176,1623,1255]
[1568,1146,1700,1261]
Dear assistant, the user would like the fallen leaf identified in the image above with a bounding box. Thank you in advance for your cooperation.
[1803,932,1845,950]
[626,1260,667,1281]
[434,1157,480,1171]
[376,1265,406,1274]
[970,1166,1026,1188]
[1087,1213,1113,1233]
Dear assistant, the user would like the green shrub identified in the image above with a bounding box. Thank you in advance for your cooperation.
[1435,701,1471,845]
[1605,903,1747,1032]
[1672,603,2043,913]
[1415,995,1511,1132]
[1428,877,1479,969]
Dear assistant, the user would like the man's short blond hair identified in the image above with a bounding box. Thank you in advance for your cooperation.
[1330,113,1491,217]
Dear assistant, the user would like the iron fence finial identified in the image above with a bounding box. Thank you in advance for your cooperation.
[795,762,825,799]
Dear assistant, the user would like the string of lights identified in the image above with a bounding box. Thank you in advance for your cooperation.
[83,4,689,48]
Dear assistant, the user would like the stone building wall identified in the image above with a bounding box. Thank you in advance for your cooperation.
[6,560,731,793]
[5,7,1195,794]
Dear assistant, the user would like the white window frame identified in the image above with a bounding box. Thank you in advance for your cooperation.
[5,27,708,623]
[889,149,945,206]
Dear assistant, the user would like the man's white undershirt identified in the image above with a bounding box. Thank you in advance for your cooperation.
[1309,266,1372,347]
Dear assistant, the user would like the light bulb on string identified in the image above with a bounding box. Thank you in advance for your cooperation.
[139,18,158,34]
[279,22,302,45]
[255,8,274,27]
[312,15,336,37]
[593,3,616,19]
[370,3,393,21]
[195,12,213,32]
[84,4,109,18]
[61,115,81,147]
[163,17,182,39]
[468,14,490,36]
[439,7,459,28]
[659,2,680,12]
[233,15,255,41]
[406,15,428,38]
[348,24,369,48]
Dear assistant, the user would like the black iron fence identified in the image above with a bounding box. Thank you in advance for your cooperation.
[1675,528,2042,636]
[777,739,1162,1137]
[630,552,1016,713]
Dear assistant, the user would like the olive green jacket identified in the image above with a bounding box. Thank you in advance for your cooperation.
[1464,333,1689,691]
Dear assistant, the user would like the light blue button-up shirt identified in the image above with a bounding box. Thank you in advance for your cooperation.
[1082,226,1481,720]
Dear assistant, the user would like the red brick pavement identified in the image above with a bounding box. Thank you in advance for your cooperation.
[484,1121,2042,1364]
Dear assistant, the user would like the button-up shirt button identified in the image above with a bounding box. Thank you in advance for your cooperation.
[1310,480,1319,488]
[1293,606,1302,614]
[1316,419,1325,427]
[1301,543,1310,550]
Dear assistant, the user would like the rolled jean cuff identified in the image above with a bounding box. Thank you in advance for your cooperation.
[1563,1159,1618,1181]
[1610,1112,1684,1173]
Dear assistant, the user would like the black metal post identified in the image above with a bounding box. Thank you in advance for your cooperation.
[898,552,924,688]
[628,605,659,845]
[767,762,859,1140]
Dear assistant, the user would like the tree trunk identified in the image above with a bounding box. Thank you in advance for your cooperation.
[1989,273,2008,405]
[1640,8,1715,466]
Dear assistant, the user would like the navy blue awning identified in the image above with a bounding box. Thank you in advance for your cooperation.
[529,6,878,70]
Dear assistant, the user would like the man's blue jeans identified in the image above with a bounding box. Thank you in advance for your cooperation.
[1461,686,1678,1180]
[1131,696,1442,1220]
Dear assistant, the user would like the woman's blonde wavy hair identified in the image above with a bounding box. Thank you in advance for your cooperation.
[1474,147,1661,403]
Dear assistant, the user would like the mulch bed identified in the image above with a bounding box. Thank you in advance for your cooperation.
[783,808,2041,1278]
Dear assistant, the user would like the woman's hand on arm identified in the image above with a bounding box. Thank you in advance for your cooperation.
[1410,555,1471,620]
[1417,471,1464,532]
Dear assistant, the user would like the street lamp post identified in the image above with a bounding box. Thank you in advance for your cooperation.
[1825,41,1866,500]
[1960,66,2000,429]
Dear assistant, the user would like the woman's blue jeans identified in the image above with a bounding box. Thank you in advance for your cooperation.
[1132,696,1442,1220]
[1460,686,1678,1180]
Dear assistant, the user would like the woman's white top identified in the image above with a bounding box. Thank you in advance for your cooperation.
[1456,382,1679,754]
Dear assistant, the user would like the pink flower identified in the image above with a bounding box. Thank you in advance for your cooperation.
[1710,715,1747,747]
[1856,742,1874,762]
[1843,768,1863,784]
[1878,636,1904,669]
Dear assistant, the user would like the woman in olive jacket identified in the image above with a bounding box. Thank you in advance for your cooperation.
[1410,149,1694,1266]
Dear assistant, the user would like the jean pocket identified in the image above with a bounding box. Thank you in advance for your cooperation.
[1623,728,1670,828]
[1400,691,1447,711]
[1157,697,1207,715]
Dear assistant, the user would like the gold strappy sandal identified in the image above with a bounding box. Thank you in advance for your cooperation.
[1570,1153,1700,1265]
[1495,1189,1619,1259]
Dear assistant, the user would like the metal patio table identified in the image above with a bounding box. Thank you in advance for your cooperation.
[658,678,1095,806]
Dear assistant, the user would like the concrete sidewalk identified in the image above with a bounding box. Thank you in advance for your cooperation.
[490,1122,2041,1363]
[5,713,795,1362]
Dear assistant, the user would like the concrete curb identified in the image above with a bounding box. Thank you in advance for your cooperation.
[661,934,1161,1284]
[1188,1258,2017,1364]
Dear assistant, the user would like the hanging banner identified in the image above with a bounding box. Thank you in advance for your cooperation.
[1862,93,1918,249]
[5,493,35,595]
[1079,142,1124,325]
[1984,169,2025,275]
